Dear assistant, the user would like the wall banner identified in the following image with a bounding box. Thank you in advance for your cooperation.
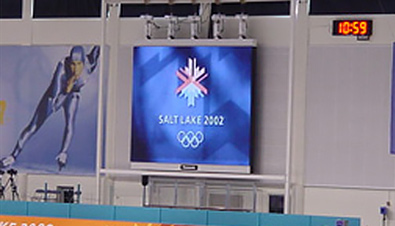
[0,45,100,175]
[0,215,198,226]
[391,42,395,154]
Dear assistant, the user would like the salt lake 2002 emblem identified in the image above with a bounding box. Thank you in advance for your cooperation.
[176,58,208,107]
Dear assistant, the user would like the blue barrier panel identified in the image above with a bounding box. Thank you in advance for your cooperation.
[0,201,361,226]
[69,203,115,220]
[208,210,259,226]
[311,215,360,226]
[161,208,208,225]
[260,213,311,226]
[114,206,161,223]
[27,202,70,218]
[0,201,28,216]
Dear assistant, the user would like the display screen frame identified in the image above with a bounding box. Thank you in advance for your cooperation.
[130,39,257,174]
[332,19,373,37]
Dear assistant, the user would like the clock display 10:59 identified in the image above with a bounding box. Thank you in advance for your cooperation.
[333,20,372,36]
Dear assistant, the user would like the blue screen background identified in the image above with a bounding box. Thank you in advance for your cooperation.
[131,46,253,166]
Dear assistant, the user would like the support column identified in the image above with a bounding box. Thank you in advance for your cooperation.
[101,2,122,205]
[22,0,33,44]
[285,0,310,214]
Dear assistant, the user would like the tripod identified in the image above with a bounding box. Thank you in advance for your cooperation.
[0,174,5,200]
[7,175,19,200]
[3,169,19,200]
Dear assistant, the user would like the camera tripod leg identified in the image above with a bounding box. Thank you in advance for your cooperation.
[12,191,20,201]
[0,184,4,200]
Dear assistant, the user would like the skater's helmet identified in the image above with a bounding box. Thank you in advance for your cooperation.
[69,46,85,63]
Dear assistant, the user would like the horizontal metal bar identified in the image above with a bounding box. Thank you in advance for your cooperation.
[100,168,286,182]
[304,183,395,191]
[106,0,290,4]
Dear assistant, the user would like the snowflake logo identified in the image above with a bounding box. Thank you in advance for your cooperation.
[176,58,208,107]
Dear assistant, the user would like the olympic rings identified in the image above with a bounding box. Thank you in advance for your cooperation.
[177,131,204,149]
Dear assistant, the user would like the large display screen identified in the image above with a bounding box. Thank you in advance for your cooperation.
[131,41,255,173]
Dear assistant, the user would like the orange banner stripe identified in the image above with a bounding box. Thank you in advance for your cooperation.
[0,215,197,226]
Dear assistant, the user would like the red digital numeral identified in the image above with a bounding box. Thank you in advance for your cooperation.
[360,21,367,35]
[352,21,359,35]
[342,21,350,35]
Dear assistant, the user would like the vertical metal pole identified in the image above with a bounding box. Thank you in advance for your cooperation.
[96,0,107,205]
[142,176,148,207]
[44,182,48,202]
[142,185,147,206]
[148,179,153,206]
[285,0,310,214]
[22,0,33,44]
[225,183,230,209]
[22,0,33,20]
[252,183,257,212]
[284,0,297,214]
[198,3,211,39]
[174,180,178,206]
[76,184,81,204]
[198,181,205,208]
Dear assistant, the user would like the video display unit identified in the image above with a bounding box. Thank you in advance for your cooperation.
[131,40,256,173]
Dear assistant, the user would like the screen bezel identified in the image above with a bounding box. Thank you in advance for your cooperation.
[130,39,257,174]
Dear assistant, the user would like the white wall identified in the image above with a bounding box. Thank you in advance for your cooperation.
[304,14,395,226]
[1,4,395,225]
[304,187,395,226]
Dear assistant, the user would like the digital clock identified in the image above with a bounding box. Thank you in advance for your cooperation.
[332,20,373,37]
